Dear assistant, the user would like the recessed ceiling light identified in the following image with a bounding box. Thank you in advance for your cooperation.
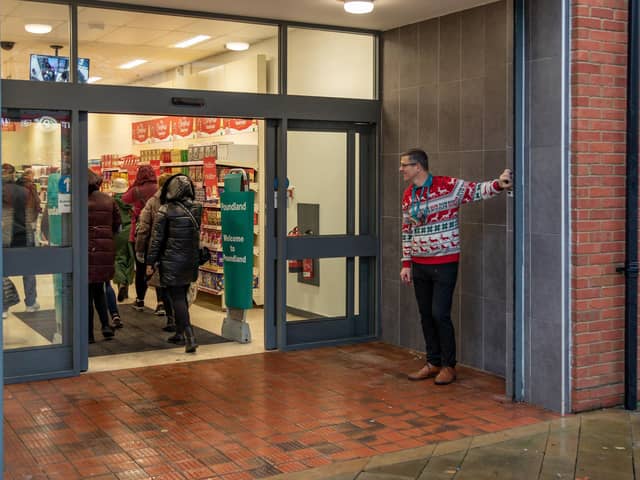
[173,35,211,48]
[119,59,147,69]
[344,0,374,14]
[87,76,102,83]
[25,23,52,34]
[225,42,250,52]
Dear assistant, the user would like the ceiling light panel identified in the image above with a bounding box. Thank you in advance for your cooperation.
[343,1,374,14]
[173,34,211,48]
[225,41,249,51]
[119,59,147,69]
[25,23,52,34]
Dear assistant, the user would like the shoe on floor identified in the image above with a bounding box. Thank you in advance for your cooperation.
[167,333,185,345]
[131,299,144,312]
[162,319,176,332]
[434,366,456,385]
[101,325,115,339]
[111,314,123,329]
[154,304,166,316]
[25,302,40,313]
[117,285,128,302]
[408,363,441,381]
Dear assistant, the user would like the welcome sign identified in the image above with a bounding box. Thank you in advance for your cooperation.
[221,189,255,309]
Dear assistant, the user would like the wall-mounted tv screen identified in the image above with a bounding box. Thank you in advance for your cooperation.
[29,54,90,83]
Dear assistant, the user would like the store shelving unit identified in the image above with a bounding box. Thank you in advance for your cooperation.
[98,119,265,309]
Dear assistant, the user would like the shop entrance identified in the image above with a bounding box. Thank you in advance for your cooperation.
[274,121,377,348]
[84,113,267,371]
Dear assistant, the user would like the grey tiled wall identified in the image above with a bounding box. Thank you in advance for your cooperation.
[381,0,512,377]
[523,0,569,412]
[380,0,569,412]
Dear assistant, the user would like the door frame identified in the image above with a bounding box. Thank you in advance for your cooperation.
[1,80,381,379]
[270,120,378,350]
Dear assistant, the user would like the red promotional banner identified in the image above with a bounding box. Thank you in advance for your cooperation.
[171,116,195,139]
[196,117,223,137]
[132,121,150,144]
[203,155,218,201]
[150,117,171,142]
[226,118,256,134]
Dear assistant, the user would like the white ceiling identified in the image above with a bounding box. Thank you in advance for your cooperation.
[0,0,497,85]
[119,0,498,31]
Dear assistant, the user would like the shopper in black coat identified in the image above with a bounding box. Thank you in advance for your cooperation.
[146,174,202,353]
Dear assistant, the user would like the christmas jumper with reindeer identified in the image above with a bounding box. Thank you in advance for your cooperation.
[401,175,503,267]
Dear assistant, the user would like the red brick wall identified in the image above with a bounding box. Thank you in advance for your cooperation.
[571,0,629,412]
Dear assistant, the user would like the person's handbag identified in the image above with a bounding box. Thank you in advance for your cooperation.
[3,278,20,309]
[177,202,211,265]
[187,281,198,305]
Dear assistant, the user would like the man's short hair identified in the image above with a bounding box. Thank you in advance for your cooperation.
[401,149,429,171]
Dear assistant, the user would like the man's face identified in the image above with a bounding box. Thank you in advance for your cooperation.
[399,155,420,183]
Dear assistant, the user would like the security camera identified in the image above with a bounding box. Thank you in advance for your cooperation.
[0,42,15,51]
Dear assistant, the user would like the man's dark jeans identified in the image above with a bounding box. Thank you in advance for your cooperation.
[412,262,458,368]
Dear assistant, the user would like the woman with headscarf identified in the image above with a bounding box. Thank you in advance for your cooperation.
[121,165,157,311]
[146,174,202,353]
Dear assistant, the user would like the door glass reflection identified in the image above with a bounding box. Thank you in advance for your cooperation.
[286,257,346,321]
[287,131,347,236]
[1,109,73,248]
[3,273,73,350]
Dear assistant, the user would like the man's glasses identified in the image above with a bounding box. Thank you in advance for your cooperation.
[400,162,417,168]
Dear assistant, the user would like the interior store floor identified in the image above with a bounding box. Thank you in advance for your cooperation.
[3,276,266,372]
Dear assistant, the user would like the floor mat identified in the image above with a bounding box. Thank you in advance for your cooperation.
[13,309,58,342]
[89,306,230,356]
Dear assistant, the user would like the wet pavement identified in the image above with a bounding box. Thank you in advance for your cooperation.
[269,408,640,480]
[4,343,558,479]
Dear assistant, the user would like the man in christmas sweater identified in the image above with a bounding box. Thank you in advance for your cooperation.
[400,149,512,385]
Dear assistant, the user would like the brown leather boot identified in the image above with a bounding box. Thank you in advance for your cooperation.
[408,363,441,381]
[434,366,456,385]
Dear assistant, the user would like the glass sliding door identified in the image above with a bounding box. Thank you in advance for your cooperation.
[1,108,76,380]
[278,121,377,348]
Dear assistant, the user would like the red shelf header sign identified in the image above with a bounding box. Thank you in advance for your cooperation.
[171,116,195,140]
[150,117,171,142]
[226,118,257,134]
[196,117,224,137]
[132,120,150,144]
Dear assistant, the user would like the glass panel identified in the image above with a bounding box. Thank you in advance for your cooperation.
[286,257,345,321]
[3,273,73,350]
[287,131,346,235]
[355,256,360,316]
[1,1,70,81]
[78,7,278,92]
[355,132,360,235]
[1,108,72,247]
[287,27,375,99]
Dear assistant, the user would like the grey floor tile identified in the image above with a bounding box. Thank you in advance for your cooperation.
[575,414,634,480]
[417,450,466,480]
[366,459,428,478]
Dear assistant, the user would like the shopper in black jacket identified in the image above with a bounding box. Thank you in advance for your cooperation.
[146,174,202,353]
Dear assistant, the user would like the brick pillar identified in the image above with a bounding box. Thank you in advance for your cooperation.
[571,0,628,411]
